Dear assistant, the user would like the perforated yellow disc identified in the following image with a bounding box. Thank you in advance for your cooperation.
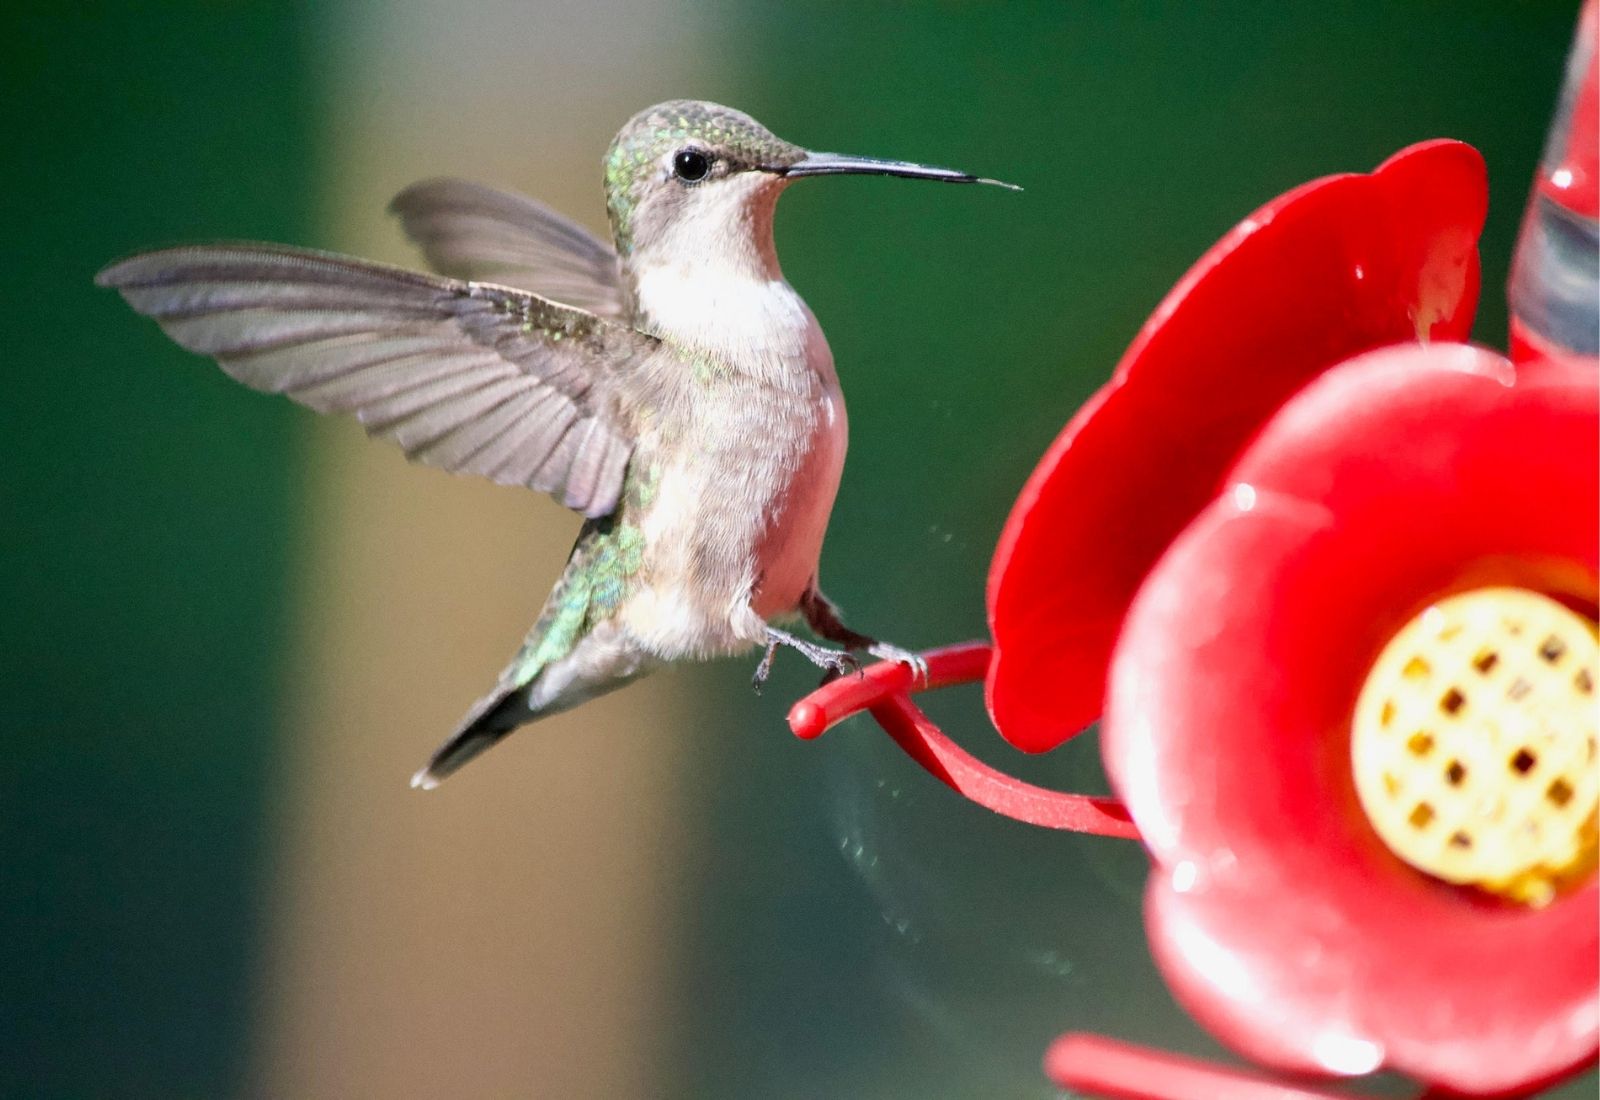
[1351,587,1599,906]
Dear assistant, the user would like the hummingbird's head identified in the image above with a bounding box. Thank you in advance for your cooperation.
[603,100,1016,276]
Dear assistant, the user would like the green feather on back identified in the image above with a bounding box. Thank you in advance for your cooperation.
[509,464,656,685]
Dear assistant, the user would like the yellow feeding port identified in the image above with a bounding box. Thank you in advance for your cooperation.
[1351,587,1598,906]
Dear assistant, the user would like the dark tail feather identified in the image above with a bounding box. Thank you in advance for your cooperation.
[409,684,530,791]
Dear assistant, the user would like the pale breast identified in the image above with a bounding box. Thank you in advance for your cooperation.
[619,273,849,656]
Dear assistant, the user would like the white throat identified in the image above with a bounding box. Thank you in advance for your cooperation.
[627,175,824,378]
[633,264,816,367]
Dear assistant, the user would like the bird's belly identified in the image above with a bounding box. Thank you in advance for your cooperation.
[750,387,846,620]
[620,384,846,658]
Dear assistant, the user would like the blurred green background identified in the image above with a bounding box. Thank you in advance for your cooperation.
[3,2,1591,1097]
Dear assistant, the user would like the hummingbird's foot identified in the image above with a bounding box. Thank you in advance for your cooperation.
[796,586,928,687]
[865,642,930,687]
[759,626,861,687]
[751,641,780,695]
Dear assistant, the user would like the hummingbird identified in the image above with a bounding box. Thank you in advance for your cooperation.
[97,99,1017,789]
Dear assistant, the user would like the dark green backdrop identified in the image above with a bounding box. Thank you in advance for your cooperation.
[3,6,311,1097]
[4,3,1588,1098]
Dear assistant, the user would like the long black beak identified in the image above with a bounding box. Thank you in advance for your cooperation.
[778,152,1021,190]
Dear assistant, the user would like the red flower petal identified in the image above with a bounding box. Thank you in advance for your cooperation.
[1103,346,1598,1093]
[986,141,1487,752]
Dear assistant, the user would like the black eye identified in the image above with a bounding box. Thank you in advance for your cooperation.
[672,149,711,182]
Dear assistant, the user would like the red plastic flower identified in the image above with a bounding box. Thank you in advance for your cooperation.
[1100,345,1598,1095]
[986,139,1488,752]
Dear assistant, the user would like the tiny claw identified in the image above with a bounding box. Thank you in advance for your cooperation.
[817,650,862,687]
[751,641,780,695]
[866,643,930,687]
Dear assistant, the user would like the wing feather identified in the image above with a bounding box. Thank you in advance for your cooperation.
[414,387,543,472]
[558,419,618,512]
[529,419,583,496]
[97,244,655,517]
[162,308,440,357]
[220,334,465,393]
[390,178,627,318]
[592,434,632,518]
[350,358,517,429]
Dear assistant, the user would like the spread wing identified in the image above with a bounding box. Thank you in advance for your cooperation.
[96,244,655,518]
[389,178,627,319]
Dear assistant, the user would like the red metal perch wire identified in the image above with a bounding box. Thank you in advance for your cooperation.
[786,642,1140,840]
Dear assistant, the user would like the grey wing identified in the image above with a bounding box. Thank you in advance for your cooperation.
[96,244,653,518]
[389,178,627,319]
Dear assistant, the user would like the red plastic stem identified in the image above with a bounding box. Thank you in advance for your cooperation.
[787,643,1140,840]
[1045,1034,1399,1100]
[787,642,993,737]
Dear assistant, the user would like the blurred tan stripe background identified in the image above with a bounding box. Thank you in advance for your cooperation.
[251,3,712,1094]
